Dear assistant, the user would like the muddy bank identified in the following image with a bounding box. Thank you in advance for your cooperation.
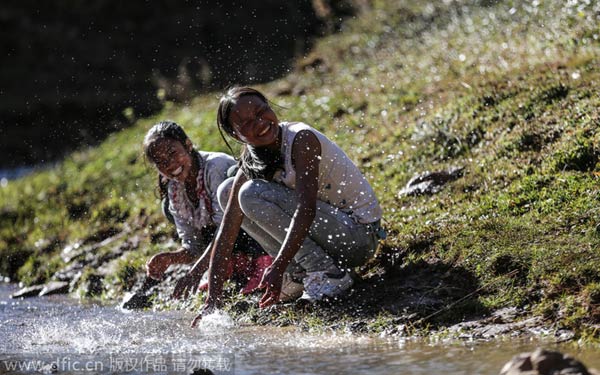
[8,224,580,342]
[4,0,600,347]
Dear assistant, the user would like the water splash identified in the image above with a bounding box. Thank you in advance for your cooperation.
[196,310,235,333]
[3,285,600,374]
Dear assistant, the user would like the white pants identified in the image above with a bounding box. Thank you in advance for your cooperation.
[217,178,379,273]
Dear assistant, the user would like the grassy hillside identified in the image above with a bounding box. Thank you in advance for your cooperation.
[1,0,599,336]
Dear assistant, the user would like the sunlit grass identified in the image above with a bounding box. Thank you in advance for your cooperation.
[1,0,599,334]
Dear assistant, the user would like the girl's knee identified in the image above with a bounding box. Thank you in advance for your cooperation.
[238,179,272,215]
[239,179,269,200]
[216,177,235,210]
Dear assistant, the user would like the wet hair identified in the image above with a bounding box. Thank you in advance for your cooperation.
[143,120,192,203]
[216,86,282,180]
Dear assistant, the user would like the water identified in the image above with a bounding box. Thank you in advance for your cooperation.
[0,167,35,182]
[1,283,598,375]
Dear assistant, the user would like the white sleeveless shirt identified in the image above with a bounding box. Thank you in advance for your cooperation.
[273,122,382,224]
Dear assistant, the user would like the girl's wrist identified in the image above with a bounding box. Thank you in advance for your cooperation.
[272,256,291,273]
[205,291,222,308]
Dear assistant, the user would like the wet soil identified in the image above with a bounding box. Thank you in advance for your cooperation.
[10,224,575,343]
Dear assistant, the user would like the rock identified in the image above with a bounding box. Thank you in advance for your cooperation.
[61,229,128,265]
[60,242,86,263]
[120,292,153,310]
[491,307,521,323]
[398,166,464,197]
[554,329,576,343]
[40,362,58,374]
[121,276,160,310]
[10,284,44,298]
[448,315,544,340]
[500,348,597,375]
[189,368,214,375]
[74,273,104,297]
[52,262,84,283]
[39,281,70,296]
[475,323,514,339]
[68,271,83,293]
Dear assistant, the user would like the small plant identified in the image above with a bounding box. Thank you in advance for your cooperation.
[551,136,598,172]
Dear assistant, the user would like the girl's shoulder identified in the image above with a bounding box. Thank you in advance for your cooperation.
[283,121,312,132]
[200,151,236,172]
[199,151,236,191]
[283,121,316,143]
[284,122,331,146]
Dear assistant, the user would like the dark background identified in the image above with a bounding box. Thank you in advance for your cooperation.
[0,0,353,171]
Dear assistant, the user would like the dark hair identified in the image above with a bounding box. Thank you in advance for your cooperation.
[216,86,282,180]
[143,120,192,202]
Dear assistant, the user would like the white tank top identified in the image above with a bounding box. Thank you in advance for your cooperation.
[273,122,382,224]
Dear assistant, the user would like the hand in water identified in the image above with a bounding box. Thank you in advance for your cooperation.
[171,268,202,300]
[191,298,217,328]
[146,253,172,280]
[258,263,284,308]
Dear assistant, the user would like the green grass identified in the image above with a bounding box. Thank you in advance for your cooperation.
[1,0,600,335]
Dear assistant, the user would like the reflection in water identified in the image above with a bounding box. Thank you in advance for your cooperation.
[1,283,598,375]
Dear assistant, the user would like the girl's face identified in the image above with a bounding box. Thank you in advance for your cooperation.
[150,138,194,183]
[228,95,280,147]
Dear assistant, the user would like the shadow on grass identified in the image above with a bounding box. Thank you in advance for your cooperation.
[342,259,487,327]
[229,258,488,333]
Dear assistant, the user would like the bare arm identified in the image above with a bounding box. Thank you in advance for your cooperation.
[147,247,198,280]
[259,130,321,307]
[187,242,211,274]
[192,169,247,323]
[275,130,320,269]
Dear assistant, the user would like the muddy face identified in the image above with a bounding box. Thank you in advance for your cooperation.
[228,95,280,147]
[148,138,194,184]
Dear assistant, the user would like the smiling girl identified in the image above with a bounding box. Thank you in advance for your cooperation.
[177,87,384,326]
[143,121,268,298]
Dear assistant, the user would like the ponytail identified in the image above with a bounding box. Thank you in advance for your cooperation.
[158,174,169,201]
[158,174,176,224]
[239,144,283,181]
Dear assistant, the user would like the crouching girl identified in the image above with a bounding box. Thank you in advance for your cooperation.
[142,121,269,299]
[179,87,384,326]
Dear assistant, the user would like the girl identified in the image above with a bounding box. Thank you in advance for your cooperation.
[177,87,384,326]
[143,121,269,298]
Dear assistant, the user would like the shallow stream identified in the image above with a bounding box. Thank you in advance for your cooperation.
[1,283,598,374]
